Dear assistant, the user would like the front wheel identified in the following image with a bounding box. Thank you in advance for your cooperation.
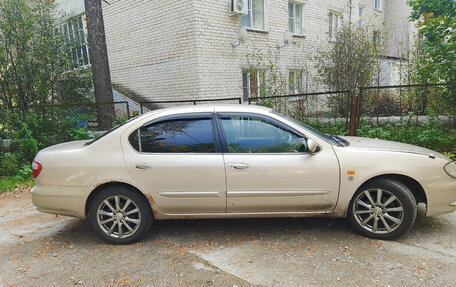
[89,186,153,244]
[348,178,417,240]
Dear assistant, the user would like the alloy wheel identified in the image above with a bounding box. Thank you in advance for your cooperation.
[96,195,142,239]
[352,188,404,234]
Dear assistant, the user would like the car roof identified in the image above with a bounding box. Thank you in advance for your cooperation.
[142,104,273,116]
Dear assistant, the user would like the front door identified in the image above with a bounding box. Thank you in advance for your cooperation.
[218,113,340,213]
[123,114,226,214]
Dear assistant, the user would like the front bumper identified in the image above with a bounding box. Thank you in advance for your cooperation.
[422,179,456,216]
[31,185,91,219]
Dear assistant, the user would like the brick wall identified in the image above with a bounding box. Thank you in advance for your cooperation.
[100,0,414,102]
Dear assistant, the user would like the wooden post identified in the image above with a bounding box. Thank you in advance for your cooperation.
[349,91,359,136]
[84,0,114,130]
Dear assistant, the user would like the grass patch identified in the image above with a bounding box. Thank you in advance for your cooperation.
[0,176,34,193]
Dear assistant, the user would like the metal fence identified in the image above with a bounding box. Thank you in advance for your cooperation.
[1,84,453,140]
[248,83,454,134]
[139,97,242,114]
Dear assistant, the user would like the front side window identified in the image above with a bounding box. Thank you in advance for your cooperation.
[288,2,303,35]
[240,0,265,30]
[289,70,306,94]
[328,11,341,42]
[242,69,266,101]
[129,118,216,153]
[220,116,305,153]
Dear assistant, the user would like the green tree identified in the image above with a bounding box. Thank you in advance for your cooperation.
[408,0,456,117]
[315,22,379,133]
[0,0,93,138]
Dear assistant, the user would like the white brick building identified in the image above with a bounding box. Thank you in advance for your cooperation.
[55,0,417,103]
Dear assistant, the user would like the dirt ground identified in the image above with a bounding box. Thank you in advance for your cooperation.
[1,188,456,287]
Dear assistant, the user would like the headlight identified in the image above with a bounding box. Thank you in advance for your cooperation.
[444,161,456,179]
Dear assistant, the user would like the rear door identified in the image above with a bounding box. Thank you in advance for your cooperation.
[217,113,340,213]
[123,113,226,214]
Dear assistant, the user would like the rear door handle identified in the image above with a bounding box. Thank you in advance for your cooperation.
[135,163,151,170]
[229,162,249,170]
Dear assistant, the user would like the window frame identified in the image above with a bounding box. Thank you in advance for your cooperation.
[128,113,223,154]
[240,0,266,32]
[58,14,90,70]
[288,70,306,94]
[288,2,303,36]
[328,11,342,42]
[374,0,382,12]
[242,69,266,101]
[358,6,365,28]
[215,112,307,154]
[373,30,381,50]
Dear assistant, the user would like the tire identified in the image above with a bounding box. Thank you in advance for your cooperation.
[89,186,153,244]
[347,178,417,240]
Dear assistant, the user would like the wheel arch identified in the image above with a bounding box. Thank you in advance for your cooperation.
[85,182,156,218]
[358,174,427,205]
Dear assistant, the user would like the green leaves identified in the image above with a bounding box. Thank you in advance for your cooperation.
[408,0,456,111]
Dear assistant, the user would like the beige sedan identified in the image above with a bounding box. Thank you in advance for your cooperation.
[31,105,456,244]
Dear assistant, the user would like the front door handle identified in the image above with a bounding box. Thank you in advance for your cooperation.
[135,163,151,170]
[229,162,249,170]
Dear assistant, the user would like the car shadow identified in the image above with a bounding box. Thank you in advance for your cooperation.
[45,207,456,247]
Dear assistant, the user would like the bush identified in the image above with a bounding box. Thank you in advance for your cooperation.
[306,116,455,157]
[0,153,20,176]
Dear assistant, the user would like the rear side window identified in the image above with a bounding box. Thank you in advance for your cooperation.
[128,118,216,153]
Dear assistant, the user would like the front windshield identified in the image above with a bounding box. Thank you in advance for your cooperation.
[272,111,341,146]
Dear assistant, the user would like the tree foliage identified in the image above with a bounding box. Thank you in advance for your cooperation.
[0,0,94,165]
[0,0,92,112]
[408,0,456,83]
[315,22,378,117]
[408,0,456,116]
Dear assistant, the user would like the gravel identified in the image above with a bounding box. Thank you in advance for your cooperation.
[1,188,455,287]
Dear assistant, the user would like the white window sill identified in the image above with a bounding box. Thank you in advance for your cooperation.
[374,8,382,12]
[328,37,338,42]
[245,28,268,34]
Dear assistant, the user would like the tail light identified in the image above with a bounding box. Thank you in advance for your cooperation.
[32,161,42,178]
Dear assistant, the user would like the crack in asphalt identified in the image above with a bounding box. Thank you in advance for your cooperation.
[395,240,456,259]
[190,251,262,287]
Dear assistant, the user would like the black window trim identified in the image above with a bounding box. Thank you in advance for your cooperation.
[129,112,222,154]
[215,112,308,154]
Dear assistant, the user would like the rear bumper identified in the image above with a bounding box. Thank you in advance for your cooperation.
[31,185,91,219]
[422,179,456,216]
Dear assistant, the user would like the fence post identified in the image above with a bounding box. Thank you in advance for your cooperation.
[140,103,144,114]
[349,90,359,136]
[125,102,130,119]
[356,87,363,130]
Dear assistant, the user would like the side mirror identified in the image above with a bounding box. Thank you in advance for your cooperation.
[307,138,318,153]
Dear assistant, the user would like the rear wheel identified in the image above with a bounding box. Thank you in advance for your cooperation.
[348,178,417,240]
[89,186,153,244]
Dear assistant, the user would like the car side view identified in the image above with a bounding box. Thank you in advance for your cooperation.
[31,105,456,244]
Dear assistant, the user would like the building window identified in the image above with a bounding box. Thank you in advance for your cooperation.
[288,2,303,35]
[240,0,265,30]
[358,7,365,28]
[289,70,306,94]
[242,69,265,101]
[373,31,381,49]
[58,14,90,69]
[328,11,341,42]
[374,0,382,11]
